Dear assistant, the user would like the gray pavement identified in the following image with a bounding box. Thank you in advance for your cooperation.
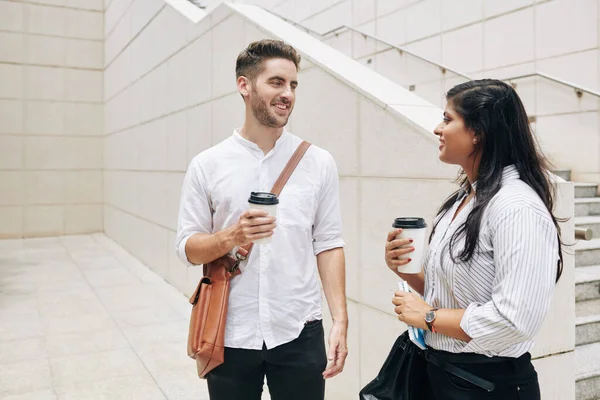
[0,234,274,399]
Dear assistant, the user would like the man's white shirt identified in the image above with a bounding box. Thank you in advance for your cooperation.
[176,130,345,350]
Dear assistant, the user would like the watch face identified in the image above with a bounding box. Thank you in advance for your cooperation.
[425,311,435,323]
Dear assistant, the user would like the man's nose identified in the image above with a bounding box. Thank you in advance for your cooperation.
[281,86,293,101]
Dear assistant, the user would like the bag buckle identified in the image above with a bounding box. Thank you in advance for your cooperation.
[227,251,247,274]
[227,260,240,274]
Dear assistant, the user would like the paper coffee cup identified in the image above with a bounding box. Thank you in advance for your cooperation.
[392,217,427,274]
[248,192,279,245]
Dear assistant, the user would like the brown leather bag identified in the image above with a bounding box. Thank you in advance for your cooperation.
[187,141,312,378]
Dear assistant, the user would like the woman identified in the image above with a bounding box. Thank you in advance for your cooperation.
[385,79,564,399]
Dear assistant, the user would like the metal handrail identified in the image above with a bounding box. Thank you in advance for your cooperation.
[266,10,471,81]
[321,24,353,37]
[265,8,600,103]
[266,9,325,38]
[324,25,473,81]
[328,25,600,100]
[505,72,600,99]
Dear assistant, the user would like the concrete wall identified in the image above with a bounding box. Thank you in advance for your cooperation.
[256,0,598,90]
[251,0,600,183]
[0,0,104,238]
[103,2,575,399]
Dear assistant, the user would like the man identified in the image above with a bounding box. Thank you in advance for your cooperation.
[175,39,348,400]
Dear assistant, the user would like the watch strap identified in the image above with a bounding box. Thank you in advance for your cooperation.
[426,308,439,332]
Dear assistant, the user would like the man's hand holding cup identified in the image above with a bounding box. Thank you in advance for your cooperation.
[231,192,279,247]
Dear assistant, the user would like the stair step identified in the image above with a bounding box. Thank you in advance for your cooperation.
[576,266,600,301]
[576,342,600,400]
[576,216,600,225]
[575,183,599,199]
[575,238,600,267]
[576,216,600,237]
[577,298,600,319]
[553,169,572,181]
[576,265,600,285]
[575,267,600,347]
[576,314,600,346]
[575,198,600,217]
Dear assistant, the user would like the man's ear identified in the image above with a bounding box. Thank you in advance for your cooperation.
[237,76,250,99]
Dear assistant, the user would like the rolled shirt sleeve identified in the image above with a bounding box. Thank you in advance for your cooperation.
[174,158,213,266]
[459,205,558,353]
[312,152,345,256]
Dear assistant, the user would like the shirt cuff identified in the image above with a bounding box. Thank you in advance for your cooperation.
[313,238,345,256]
[459,302,491,353]
[177,234,195,266]
[459,302,482,339]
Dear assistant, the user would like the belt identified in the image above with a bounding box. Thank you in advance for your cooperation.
[422,349,497,392]
[427,347,523,364]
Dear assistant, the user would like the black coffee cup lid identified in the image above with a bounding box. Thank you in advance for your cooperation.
[393,217,427,229]
[248,192,279,205]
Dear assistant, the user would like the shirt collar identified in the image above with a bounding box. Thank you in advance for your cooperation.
[457,165,519,200]
[501,164,520,183]
[232,129,289,158]
[457,180,475,201]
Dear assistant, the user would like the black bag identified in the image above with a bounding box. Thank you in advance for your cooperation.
[359,331,428,400]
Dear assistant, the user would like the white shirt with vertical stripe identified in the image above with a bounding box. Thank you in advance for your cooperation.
[423,165,559,357]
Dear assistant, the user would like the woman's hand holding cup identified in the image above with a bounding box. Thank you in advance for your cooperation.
[385,229,415,272]
[388,218,427,274]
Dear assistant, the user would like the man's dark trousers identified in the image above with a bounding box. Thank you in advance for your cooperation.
[206,320,327,400]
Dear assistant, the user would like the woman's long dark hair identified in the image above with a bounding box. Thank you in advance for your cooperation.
[430,79,564,281]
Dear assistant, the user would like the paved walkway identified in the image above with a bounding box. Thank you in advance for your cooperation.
[0,234,272,399]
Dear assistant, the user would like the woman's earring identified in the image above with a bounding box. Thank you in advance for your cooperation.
[473,138,478,144]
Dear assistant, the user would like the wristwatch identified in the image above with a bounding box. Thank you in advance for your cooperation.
[425,308,439,332]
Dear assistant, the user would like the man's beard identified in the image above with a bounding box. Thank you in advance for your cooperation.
[250,90,290,128]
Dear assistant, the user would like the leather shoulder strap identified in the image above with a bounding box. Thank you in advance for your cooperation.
[271,141,311,196]
[237,140,312,258]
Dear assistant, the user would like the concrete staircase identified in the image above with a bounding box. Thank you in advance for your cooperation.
[573,178,600,400]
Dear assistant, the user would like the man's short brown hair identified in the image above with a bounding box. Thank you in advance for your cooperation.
[235,39,301,82]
